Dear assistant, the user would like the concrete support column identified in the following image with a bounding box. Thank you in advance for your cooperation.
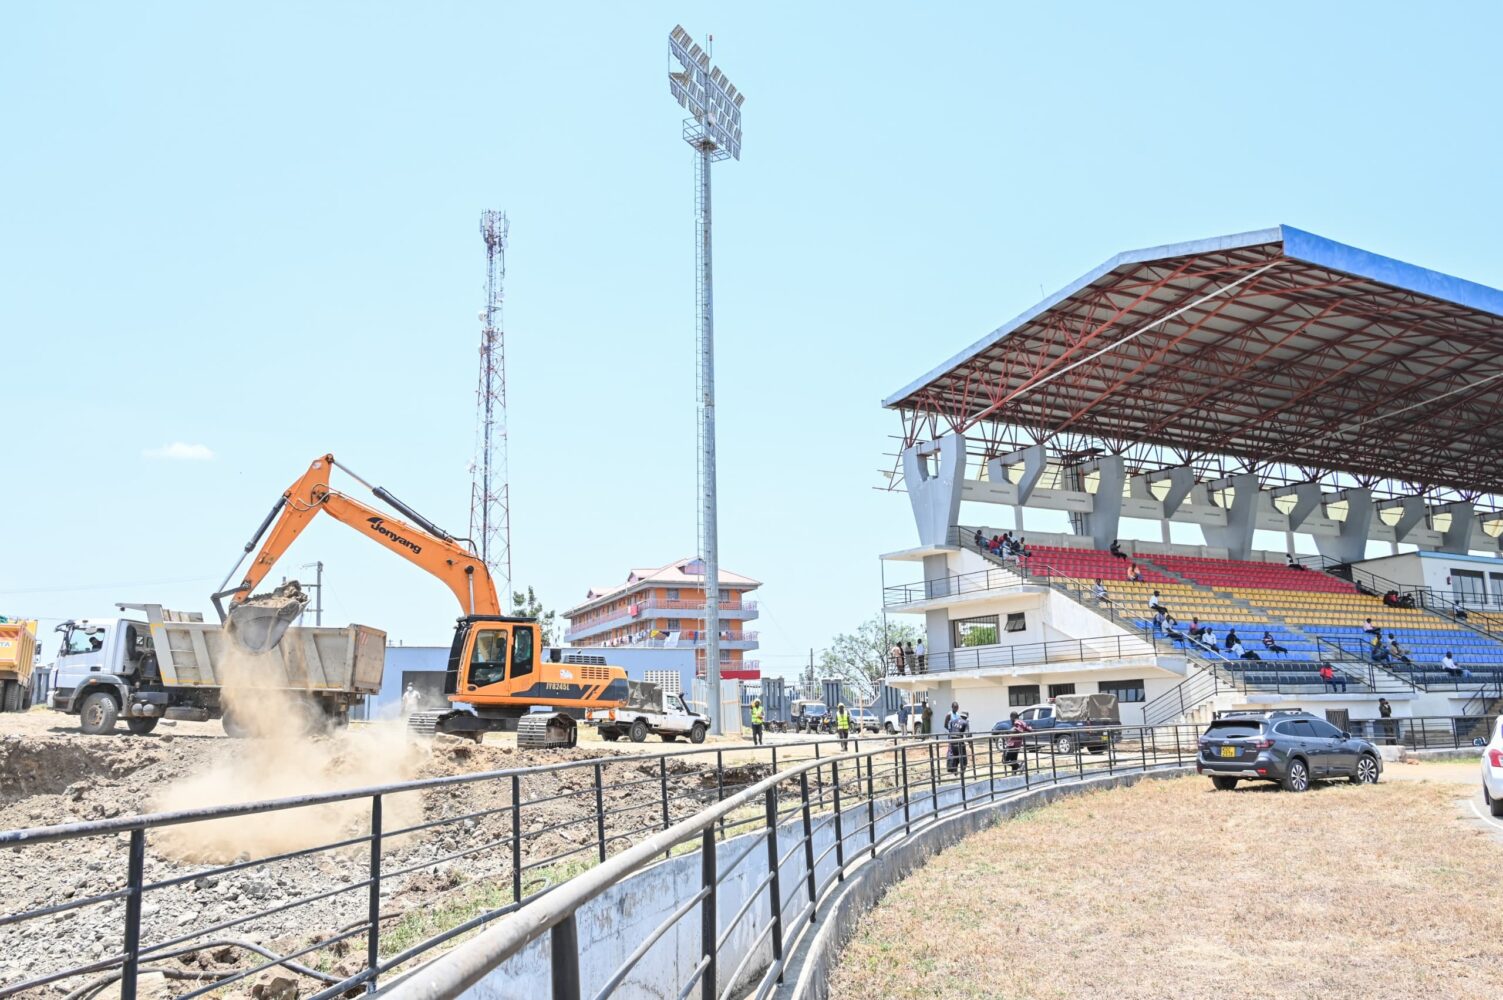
[903,434,965,548]
[1386,496,1427,542]
[1077,455,1125,551]
[985,443,1047,505]
[1201,473,1260,560]
[1314,489,1375,565]
[1277,482,1324,530]
[1438,501,1475,554]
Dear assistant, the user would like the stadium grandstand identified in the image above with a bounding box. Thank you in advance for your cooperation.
[879,225,1503,735]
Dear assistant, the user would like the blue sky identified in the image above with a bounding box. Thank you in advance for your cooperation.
[4,2,1502,678]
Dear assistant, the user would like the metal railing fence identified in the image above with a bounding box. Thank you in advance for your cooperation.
[0,730,992,1000]
[374,722,1202,1000]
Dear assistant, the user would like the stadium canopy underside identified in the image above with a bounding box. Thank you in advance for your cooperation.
[885,226,1503,502]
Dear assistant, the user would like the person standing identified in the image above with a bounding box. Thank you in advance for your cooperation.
[921,700,933,736]
[914,637,927,673]
[401,683,421,716]
[1004,710,1031,772]
[898,701,909,735]
[945,701,970,774]
[750,698,765,746]
[835,702,852,752]
[890,641,905,676]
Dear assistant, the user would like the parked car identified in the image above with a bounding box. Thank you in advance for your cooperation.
[1197,710,1383,792]
[791,700,829,734]
[990,694,1120,754]
[884,704,924,735]
[1481,716,1503,817]
[852,708,880,733]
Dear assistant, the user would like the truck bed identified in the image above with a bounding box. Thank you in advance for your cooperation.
[150,619,385,693]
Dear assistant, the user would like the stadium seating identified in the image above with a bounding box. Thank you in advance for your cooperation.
[1010,543,1503,688]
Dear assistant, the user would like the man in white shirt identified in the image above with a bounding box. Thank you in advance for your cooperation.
[1148,591,1162,610]
[914,638,927,673]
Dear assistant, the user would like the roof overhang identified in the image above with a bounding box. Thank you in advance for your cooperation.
[886,226,1503,494]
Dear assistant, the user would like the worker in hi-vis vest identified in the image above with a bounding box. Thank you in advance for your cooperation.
[750,698,765,746]
[835,703,851,751]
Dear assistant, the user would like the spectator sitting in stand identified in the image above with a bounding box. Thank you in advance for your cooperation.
[1262,631,1289,655]
[1127,562,1143,583]
[1453,601,1470,622]
[1319,661,1347,692]
[973,528,984,551]
[1440,651,1471,679]
[1187,616,1204,640]
[1093,579,1109,605]
[1223,628,1241,652]
[1382,590,1400,608]
[1286,553,1306,571]
[1229,639,1246,659]
[1241,646,1261,660]
[1164,614,1186,642]
[1198,626,1218,652]
[1109,539,1126,560]
[1369,633,1389,663]
[1151,608,1166,633]
[1148,590,1163,610]
[1387,633,1413,665]
[1361,618,1379,636]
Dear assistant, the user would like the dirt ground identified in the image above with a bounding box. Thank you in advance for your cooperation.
[830,773,1503,1000]
[0,707,805,997]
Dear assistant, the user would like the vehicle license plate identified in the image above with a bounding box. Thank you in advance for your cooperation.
[1219,746,1237,758]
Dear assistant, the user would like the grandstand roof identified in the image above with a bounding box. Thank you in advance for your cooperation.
[886,226,1503,493]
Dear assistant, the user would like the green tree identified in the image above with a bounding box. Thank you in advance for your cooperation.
[818,614,922,702]
[510,586,558,646]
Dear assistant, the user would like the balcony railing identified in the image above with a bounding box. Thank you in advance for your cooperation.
[569,632,760,649]
[886,633,1158,677]
[564,600,760,640]
[883,567,1030,607]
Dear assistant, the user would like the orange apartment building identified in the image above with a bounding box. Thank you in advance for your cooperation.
[561,558,761,679]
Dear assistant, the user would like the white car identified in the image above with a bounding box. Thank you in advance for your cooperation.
[1482,717,1503,817]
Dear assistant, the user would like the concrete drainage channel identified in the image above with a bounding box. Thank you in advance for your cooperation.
[776,766,1193,999]
[374,726,1203,1000]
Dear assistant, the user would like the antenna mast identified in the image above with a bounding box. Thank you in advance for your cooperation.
[471,210,512,603]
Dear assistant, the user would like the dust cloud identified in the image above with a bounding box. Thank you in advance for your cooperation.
[151,643,424,863]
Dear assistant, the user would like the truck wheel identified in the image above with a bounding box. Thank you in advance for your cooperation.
[1053,734,1075,755]
[221,711,247,738]
[629,719,649,743]
[126,717,160,735]
[689,723,706,745]
[79,692,119,735]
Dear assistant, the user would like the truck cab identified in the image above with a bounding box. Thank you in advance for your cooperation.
[50,617,163,733]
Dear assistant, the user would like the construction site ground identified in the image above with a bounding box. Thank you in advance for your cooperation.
[0,708,855,997]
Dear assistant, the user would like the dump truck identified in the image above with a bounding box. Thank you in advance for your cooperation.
[48,602,385,736]
[587,680,709,744]
[0,618,39,712]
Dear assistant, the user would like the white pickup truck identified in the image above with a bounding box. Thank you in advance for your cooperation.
[588,681,709,744]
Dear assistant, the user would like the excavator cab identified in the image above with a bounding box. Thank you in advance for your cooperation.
[444,617,538,699]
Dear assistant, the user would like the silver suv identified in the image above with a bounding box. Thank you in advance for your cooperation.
[1197,710,1383,792]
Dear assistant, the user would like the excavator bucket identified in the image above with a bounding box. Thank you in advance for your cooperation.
[226,582,310,654]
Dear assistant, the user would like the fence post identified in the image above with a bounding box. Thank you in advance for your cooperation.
[764,787,784,982]
[901,745,912,834]
[551,912,581,1000]
[511,775,522,903]
[831,761,845,881]
[928,741,939,818]
[120,828,145,1000]
[799,771,817,921]
[700,826,717,1000]
[865,753,878,860]
[594,762,607,863]
[366,795,383,990]
[987,735,996,800]
[814,742,824,809]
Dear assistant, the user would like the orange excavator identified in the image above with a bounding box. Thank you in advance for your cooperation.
[213,454,629,748]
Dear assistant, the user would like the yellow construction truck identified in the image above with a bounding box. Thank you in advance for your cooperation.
[0,618,39,712]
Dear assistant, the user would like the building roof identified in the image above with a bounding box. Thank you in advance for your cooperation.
[567,558,761,614]
[885,226,1503,494]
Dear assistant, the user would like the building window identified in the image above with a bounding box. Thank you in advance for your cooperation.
[951,615,1000,648]
[1008,685,1039,707]
[1098,679,1145,703]
[1048,683,1075,698]
[667,619,682,630]
[1005,612,1026,633]
[667,589,680,601]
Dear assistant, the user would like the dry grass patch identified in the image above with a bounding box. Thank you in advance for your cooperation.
[832,776,1501,1000]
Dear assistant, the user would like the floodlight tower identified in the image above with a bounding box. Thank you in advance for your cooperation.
[669,25,744,735]
[470,211,512,601]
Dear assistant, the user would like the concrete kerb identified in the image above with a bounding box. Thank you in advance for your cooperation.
[776,765,1195,1000]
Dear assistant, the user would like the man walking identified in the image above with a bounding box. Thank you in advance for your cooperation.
[750,698,765,746]
[1004,710,1031,772]
[835,702,852,752]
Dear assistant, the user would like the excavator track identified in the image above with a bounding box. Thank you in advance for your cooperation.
[406,710,444,738]
[517,713,577,750]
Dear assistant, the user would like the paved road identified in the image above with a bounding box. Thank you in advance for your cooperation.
[1385,758,1503,842]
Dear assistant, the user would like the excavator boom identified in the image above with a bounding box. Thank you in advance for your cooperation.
[219,454,501,652]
